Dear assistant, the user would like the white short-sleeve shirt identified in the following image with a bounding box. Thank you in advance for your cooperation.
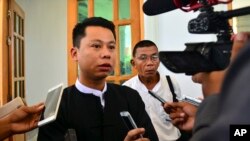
[123,73,182,141]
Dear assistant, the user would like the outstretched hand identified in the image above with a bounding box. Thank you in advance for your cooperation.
[0,102,44,140]
[9,102,45,134]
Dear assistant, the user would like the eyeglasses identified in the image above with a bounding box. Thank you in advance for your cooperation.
[136,54,159,62]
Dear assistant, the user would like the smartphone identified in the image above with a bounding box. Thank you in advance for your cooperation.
[177,95,201,107]
[0,97,25,119]
[120,111,138,130]
[38,83,63,127]
[148,90,166,104]
[120,111,143,138]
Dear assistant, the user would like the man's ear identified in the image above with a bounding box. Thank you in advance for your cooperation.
[71,47,78,61]
[130,59,135,66]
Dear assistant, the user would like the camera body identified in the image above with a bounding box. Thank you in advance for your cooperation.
[160,41,232,75]
[159,0,250,74]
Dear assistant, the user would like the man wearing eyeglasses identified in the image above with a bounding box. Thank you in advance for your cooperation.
[123,40,184,141]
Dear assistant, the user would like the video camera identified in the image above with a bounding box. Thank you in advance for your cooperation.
[144,0,250,75]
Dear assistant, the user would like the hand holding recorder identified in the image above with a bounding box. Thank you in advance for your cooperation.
[147,90,199,131]
[163,101,197,132]
[148,90,201,106]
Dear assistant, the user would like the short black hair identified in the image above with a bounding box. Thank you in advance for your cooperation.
[72,17,116,48]
[132,40,158,57]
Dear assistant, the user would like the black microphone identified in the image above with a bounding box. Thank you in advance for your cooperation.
[143,0,190,16]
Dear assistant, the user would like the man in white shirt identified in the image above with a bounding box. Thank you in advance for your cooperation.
[123,40,182,141]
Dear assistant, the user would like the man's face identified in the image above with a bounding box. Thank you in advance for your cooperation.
[71,26,116,80]
[132,46,160,78]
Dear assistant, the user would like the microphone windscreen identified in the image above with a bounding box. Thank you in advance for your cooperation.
[143,0,190,16]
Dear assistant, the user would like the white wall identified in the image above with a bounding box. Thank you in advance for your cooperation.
[15,0,67,140]
[16,0,67,105]
[144,4,228,98]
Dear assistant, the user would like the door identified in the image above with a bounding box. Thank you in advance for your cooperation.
[7,0,26,140]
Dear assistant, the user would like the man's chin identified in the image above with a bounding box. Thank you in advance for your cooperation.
[144,73,155,77]
[95,73,109,80]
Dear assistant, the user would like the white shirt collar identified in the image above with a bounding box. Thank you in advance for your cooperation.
[75,79,107,107]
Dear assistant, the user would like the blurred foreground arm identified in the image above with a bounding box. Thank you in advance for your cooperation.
[0,103,44,140]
